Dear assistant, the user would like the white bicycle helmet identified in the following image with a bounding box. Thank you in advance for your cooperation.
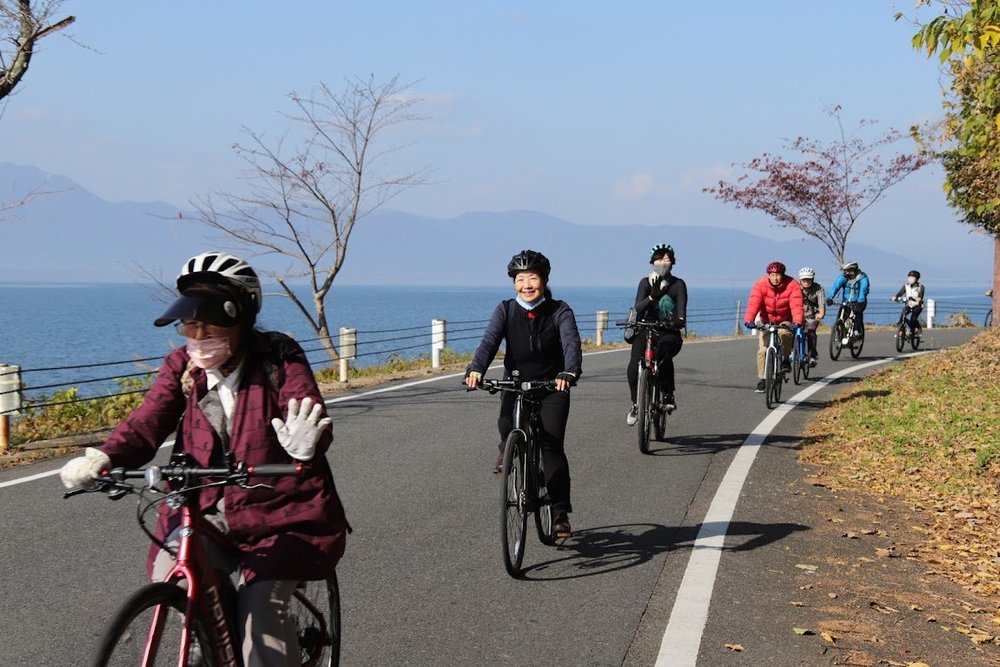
[798,267,816,280]
[841,261,859,273]
[177,251,262,312]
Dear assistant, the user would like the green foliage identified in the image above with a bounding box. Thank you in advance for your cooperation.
[12,375,152,445]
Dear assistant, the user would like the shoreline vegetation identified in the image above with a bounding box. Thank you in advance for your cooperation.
[5,324,998,624]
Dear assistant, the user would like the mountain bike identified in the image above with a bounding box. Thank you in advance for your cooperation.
[64,454,341,667]
[828,301,864,360]
[894,301,922,352]
[748,323,792,409]
[616,318,676,454]
[471,372,562,578]
[792,323,810,384]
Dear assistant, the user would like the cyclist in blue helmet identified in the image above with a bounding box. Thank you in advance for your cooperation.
[625,243,687,425]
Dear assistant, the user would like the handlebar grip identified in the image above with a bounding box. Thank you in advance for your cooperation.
[246,463,304,477]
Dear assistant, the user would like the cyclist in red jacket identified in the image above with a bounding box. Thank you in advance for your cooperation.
[743,261,805,392]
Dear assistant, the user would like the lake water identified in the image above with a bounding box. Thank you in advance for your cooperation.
[0,282,991,401]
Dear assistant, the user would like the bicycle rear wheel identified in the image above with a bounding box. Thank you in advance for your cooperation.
[764,347,777,409]
[532,445,555,546]
[636,367,653,454]
[850,327,864,358]
[92,582,215,667]
[292,574,342,667]
[500,430,528,577]
[829,321,844,360]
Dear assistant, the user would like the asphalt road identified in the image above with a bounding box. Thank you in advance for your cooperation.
[0,326,978,666]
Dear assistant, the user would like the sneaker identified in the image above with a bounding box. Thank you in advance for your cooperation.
[808,357,817,367]
[841,336,850,346]
[755,379,765,393]
[552,512,572,537]
[664,394,676,414]
[626,404,638,426]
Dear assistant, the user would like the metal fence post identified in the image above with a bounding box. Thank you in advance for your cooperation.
[431,319,447,368]
[735,300,743,336]
[339,327,357,382]
[927,298,935,329]
[596,310,608,346]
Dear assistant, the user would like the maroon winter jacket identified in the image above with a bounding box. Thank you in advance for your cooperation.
[101,330,348,584]
[744,275,805,325]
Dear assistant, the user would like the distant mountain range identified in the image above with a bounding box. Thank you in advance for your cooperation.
[0,162,985,287]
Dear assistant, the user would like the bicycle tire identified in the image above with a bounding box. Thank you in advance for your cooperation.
[764,346,777,409]
[500,430,528,577]
[850,326,864,358]
[792,336,803,385]
[895,324,906,353]
[533,444,556,546]
[829,321,844,360]
[911,331,921,351]
[772,347,783,404]
[652,382,666,442]
[92,582,216,667]
[292,574,342,667]
[636,367,653,454]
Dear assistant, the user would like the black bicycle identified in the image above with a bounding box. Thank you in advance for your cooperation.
[894,301,922,352]
[829,301,864,360]
[65,454,341,667]
[749,323,792,409]
[471,372,562,578]
[616,318,675,453]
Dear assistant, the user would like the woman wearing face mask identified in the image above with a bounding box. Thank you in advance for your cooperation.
[625,244,687,425]
[465,249,582,537]
[59,251,348,667]
[891,269,925,336]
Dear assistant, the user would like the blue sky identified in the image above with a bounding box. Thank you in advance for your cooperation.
[0,1,991,280]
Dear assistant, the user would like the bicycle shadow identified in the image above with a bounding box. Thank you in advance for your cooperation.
[640,432,807,456]
[520,520,808,581]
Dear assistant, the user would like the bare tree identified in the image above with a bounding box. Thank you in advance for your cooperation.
[191,75,429,361]
[0,1,74,101]
[1,1,75,221]
[704,106,931,266]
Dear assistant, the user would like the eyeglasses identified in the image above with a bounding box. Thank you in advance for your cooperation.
[174,320,232,337]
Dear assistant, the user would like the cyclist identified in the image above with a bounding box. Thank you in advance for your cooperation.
[891,269,925,336]
[60,251,348,667]
[797,267,826,366]
[743,261,804,393]
[625,243,687,425]
[465,249,582,537]
[827,261,870,342]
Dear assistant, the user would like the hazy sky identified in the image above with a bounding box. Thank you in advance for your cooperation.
[0,1,989,274]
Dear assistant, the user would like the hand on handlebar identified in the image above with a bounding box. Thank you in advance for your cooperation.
[555,372,576,392]
[743,321,755,330]
[465,370,482,389]
[59,447,111,490]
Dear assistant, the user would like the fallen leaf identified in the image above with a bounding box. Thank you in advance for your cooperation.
[869,601,899,614]
[795,563,818,572]
[909,604,924,611]
[724,643,744,652]
[789,601,805,607]
[792,627,814,635]
[821,630,836,643]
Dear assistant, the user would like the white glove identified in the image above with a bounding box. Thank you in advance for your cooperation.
[271,397,331,462]
[59,447,111,490]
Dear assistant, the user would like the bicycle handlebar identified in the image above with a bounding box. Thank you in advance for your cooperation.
[746,323,796,332]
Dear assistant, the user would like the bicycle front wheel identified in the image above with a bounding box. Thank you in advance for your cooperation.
[532,445,555,546]
[792,339,803,385]
[764,347,777,409]
[829,321,844,360]
[92,582,215,667]
[911,330,921,350]
[292,574,342,667]
[500,430,529,577]
[895,324,906,353]
[652,382,666,442]
[636,367,653,454]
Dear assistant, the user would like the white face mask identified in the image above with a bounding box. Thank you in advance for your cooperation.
[907,276,917,285]
[186,336,233,370]
[653,263,672,278]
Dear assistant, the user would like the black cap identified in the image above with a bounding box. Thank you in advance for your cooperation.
[154,286,241,327]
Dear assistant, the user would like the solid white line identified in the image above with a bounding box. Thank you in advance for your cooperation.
[654,354,916,665]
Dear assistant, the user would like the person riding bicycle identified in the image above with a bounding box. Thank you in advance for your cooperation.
[743,261,804,393]
[797,267,826,366]
[827,261,870,342]
[891,269,924,336]
[465,249,582,537]
[625,243,687,425]
[59,251,349,667]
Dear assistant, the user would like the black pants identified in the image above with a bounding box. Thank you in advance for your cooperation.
[627,331,684,403]
[498,389,572,514]
[839,302,867,335]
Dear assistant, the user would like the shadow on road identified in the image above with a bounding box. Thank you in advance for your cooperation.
[520,520,809,581]
[641,432,809,456]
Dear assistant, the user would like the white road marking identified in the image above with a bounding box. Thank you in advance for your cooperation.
[655,354,916,665]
